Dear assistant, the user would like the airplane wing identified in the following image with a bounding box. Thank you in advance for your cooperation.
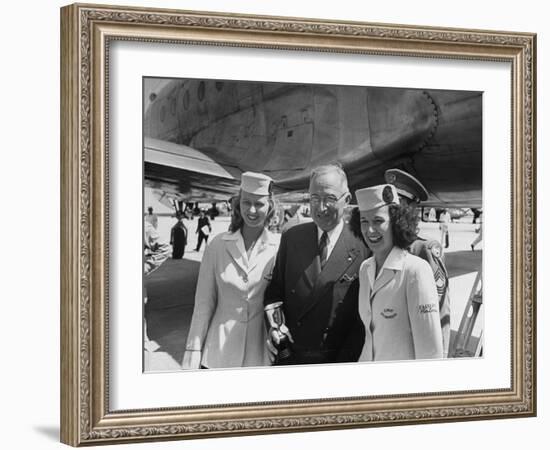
[144,137,242,202]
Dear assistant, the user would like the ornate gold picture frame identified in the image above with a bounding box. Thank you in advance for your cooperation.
[60,3,536,446]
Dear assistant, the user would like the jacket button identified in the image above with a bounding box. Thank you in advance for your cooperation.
[243,275,248,283]
[291,289,295,294]
[297,321,302,327]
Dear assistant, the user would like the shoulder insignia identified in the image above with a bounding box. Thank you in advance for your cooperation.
[428,241,442,259]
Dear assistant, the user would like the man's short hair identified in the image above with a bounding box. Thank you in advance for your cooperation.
[309,162,349,192]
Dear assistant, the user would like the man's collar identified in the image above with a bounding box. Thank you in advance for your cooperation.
[317,219,344,243]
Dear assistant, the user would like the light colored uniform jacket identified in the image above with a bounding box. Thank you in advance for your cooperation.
[186,228,279,368]
[358,247,443,362]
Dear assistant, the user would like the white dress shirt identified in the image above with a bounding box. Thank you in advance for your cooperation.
[316,219,344,262]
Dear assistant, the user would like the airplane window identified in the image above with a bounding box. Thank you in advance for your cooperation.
[183,90,190,110]
[198,81,205,101]
[215,81,224,91]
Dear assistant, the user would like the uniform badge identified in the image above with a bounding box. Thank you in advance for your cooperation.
[382,185,395,203]
[429,242,442,258]
[418,303,438,314]
[381,308,397,319]
[340,273,356,283]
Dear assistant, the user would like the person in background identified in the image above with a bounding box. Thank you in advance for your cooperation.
[264,163,369,365]
[170,212,188,259]
[182,172,279,369]
[194,209,212,251]
[471,212,483,250]
[354,184,443,361]
[144,220,170,275]
[144,220,170,351]
[281,204,311,233]
[439,208,451,249]
[145,206,158,229]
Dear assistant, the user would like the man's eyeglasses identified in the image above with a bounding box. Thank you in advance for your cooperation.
[309,192,348,208]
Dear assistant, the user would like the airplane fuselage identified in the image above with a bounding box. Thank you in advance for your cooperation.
[144,79,482,207]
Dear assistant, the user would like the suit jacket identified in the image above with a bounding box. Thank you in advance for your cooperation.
[186,228,279,368]
[358,247,443,362]
[264,221,369,364]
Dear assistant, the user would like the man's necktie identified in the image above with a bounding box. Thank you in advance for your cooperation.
[319,231,329,268]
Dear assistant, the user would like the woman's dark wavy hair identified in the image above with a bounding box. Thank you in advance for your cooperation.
[228,187,277,233]
[348,203,419,249]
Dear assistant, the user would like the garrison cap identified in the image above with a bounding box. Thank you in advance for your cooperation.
[240,171,273,195]
[384,168,429,203]
[356,184,399,212]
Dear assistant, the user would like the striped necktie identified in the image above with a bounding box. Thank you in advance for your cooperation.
[319,231,329,268]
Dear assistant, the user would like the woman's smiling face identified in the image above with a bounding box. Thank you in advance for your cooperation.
[240,191,270,229]
[360,205,393,258]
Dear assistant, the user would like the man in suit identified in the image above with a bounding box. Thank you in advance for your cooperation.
[264,163,369,365]
[194,209,212,251]
[170,212,188,259]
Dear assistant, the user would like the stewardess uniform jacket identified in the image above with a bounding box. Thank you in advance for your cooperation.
[264,221,369,364]
[185,228,279,368]
[358,247,444,361]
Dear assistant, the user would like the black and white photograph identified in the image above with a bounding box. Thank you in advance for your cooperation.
[53,1,538,447]
[142,77,483,372]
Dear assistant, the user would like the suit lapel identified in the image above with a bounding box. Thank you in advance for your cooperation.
[294,223,321,292]
[247,229,277,273]
[370,247,405,298]
[298,226,361,319]
[224,233,248,274]
[317,227,361,286]
[371,269,395,297]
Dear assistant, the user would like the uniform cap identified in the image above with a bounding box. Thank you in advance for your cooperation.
[384,168,428,202]
[240,171,273,195]
[355,184,399,212]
